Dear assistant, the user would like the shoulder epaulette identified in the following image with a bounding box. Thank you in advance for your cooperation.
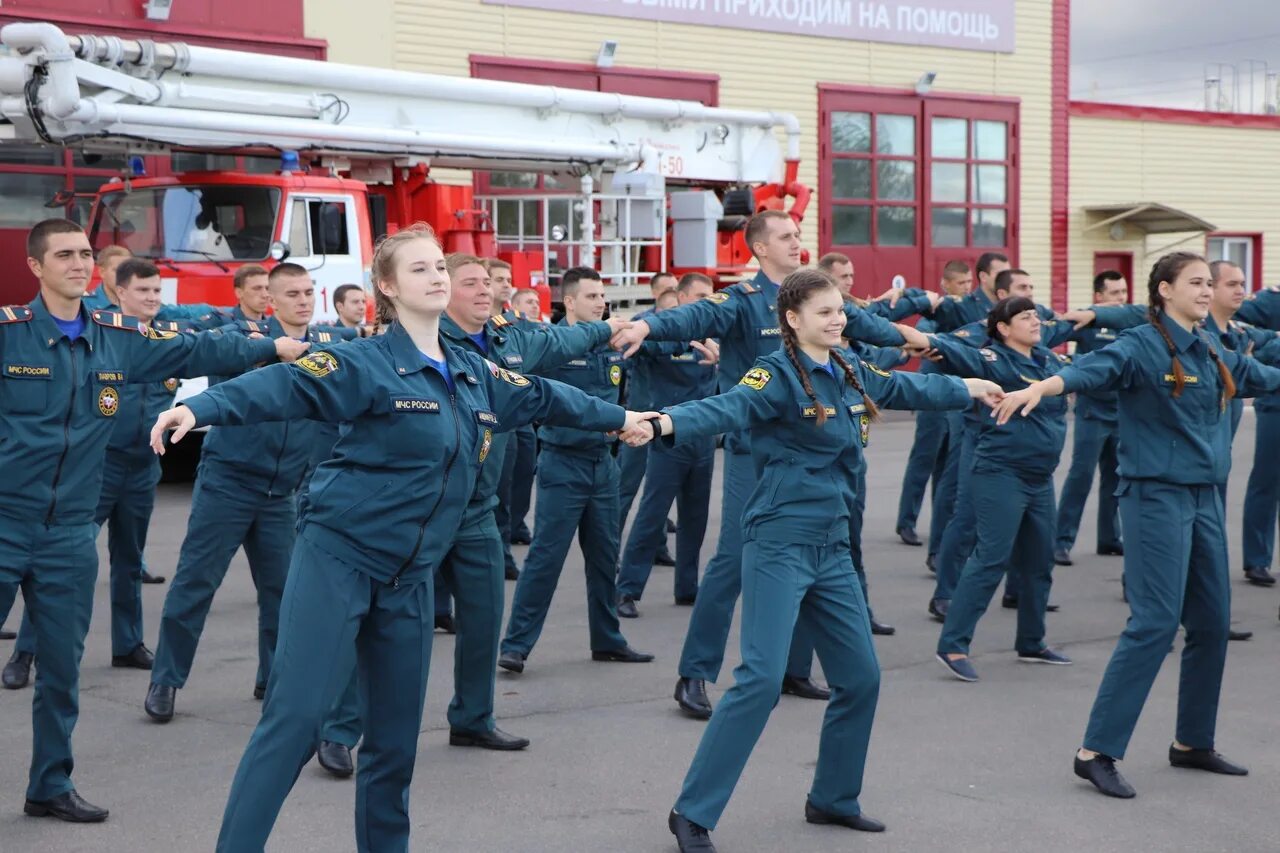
[242,320,269,334]
[154,319,182,332]
[92,310,141,331]
[489,313,511,328]
[738,281,758,294]
[0,306,33,324]
[312,329,335,344]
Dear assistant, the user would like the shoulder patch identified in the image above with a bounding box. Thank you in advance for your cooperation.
[861,360,893,378]
[739,366,772,390]
[1055,352,1071,364]
[486,359,529,386]
[296,351,340,377]
[0,306,33,324]
[738,281,758,294]
[143,326,178,341]
[954,329,970,338]
[489,314,510,328]
[706,291,731,305]
[979,348,998,362]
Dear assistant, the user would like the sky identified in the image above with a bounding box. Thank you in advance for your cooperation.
[1071,0,1280,112]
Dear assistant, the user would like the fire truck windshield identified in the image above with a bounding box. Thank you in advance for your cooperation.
[90,185,282,262]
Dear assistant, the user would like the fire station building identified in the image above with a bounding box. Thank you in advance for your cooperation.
[2,0,1279,310]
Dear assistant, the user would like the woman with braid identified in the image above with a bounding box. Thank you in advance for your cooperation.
[995,252,1280,800]
[620,269,1001,853]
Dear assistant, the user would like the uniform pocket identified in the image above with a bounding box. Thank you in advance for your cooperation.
[1,368,50,413]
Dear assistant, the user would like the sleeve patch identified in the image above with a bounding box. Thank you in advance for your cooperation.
[739,367,772,390]
[144,326,179,341]
[706,291,731,305]
[979,348,998,362]
[296,351,340,377]
[861,360,893,378]
[486,359,529,386]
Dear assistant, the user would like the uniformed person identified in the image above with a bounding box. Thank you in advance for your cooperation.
[894,260,972,550]
[641,269,998,852]
[498,267,655,673]
[5,259,190,688]
[1051,270,1129,567]
[81,244,132,311]
[500,287,545,551]
[925,297,1075,681]
[431,254,633,752]
[0,218,300,823]
[616,273,720,617]
[332,283,368,329]
[610,210,914,718]
[148,224,649,852]
[144,262,350,722]
[995,252,1280,799]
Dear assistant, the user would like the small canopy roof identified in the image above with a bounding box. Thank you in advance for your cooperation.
[1082,202,1217,234]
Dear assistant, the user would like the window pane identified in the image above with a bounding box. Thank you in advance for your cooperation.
[71,177,108,226]
[831,112,871,153]
[832,160,871,199]
[72,150,129,171]
[877,207,916,246]
[289,199,310,255]
[877,161,915,201]
[0,174,65,227]
[832,205,871,245]
[971,165,1007,204]
[875,114,915,156]
[172,152,237,172]
[931,207,966,247]
[489,171,540,189]
[973,120,1007,161]
[0,144,62,166]
[971,208,1007,246]
[244,156,279,175]
[931,163,966,202]
[931,117,967,158]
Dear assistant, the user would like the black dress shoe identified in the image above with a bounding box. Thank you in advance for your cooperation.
[509,531,532,546]
[498,651,526,673]
[23,789,108,823]
[449,726,530,750]
[592,645,655,663]
[316,740,354,778]
[1053,549,1074,566]
[1074,753,1135,798]
[140,569,166,584]
[926,554,936,574]
[434,613,456,633]
[928,598,949,622]
[0,628,16,640]
[617,595,639,619]
[144,683,175,722]
[1097,543,1124,556]
[804,799,885,832]
[1243,565,1276,586]
[897,526,923,547]
[1001,594,1018,609]
[674,677,713,719]
[674,594,696,606]
[504,565,520,581]
[3,650,33,689]
[869,618,896,636]
[253,684,266,701]
[1169,745,1248,775]
[111,643,154,670]
[669,810,716,852]
[781,675,830,700]
[654,550,676,567]
[1229,628,1253,641]
[666,518,678,533]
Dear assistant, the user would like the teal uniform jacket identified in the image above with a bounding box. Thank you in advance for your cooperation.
[862,288,934,321]
[182,323,626,585]
[927,335,1070,477]
[1058,319,1280,484]
[930,286,995,333]
[441,312,614,523]
[637,338,718,406]
[1070,314,1123,423]
[1233,288,1280,330]
[535,318,628,452]
[622,307,656,411]
[106,318,188,458]
[660,348,971,543]
[0,299,278,525]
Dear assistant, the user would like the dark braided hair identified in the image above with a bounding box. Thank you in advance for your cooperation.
[777,268,881,427]
[1147,251,1236,409]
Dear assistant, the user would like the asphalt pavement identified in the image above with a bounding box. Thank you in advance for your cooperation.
[2,410,1278,852]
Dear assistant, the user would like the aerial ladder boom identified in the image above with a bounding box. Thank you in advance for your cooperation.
[0,21,799,183]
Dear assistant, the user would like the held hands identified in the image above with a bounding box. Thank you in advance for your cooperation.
[992,386,1045,425]
[149,405,197,455]
[610,319,651,357]
[274,338,311,362]
[691,339,720,365]
[617,411,669,448]
[605,317,635,336]
[893,322,931,351]
[962,378,1005,408]
[874,287,903,308]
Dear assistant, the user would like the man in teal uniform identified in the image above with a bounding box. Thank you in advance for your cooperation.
[144,263,348,722]
[1052,270,1130,566]
[610,210,917,718]
[0,219,301,824]
[499,267,654,672]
